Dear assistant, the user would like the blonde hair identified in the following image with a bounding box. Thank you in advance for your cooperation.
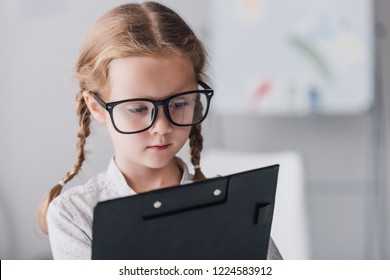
[37,1,208,234]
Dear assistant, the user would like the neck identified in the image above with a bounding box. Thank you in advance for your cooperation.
[114,157,182,193]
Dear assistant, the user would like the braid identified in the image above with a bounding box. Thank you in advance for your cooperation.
[36,92,91,234]
[63,92,91,184]
[189,123,206,181]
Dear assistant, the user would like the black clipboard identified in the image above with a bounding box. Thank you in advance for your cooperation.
[91,164,279,260]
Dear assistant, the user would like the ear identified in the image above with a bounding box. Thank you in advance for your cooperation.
[83,91,107,124]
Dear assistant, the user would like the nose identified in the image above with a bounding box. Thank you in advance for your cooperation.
[149,106,172,135]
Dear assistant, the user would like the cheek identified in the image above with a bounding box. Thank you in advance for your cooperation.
[105,119,117,139]
[176,127,192,144]
[106,122,137,149]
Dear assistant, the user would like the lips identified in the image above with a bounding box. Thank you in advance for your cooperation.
[147,144,172,151]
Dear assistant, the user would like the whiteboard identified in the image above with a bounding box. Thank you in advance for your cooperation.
[209,0,374,115]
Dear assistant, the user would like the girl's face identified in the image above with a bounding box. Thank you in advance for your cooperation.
[88,54,196,172]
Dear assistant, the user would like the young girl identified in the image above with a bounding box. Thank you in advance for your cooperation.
[37,1,282,260]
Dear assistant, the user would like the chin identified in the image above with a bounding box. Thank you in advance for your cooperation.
[144,156,174,169]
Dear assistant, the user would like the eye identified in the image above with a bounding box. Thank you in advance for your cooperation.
[127,104,149,113]
[170,98,188,108]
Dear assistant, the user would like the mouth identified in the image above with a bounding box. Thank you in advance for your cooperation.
[147,144,172,151]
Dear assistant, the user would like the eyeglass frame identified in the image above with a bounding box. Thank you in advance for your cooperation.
[91,80,214,134]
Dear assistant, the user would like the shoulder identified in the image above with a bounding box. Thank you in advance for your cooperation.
[54,172,107,205]
[46,175,109,260]
[47,158,136,227]
[47,172,107,228]
[48,158,134,220]
[267,237,283,260]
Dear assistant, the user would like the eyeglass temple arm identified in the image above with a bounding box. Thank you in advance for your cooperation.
[198,80,212,90]
[92,92,108,109]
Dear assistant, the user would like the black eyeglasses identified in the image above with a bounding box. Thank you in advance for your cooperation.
[92,81,213,134]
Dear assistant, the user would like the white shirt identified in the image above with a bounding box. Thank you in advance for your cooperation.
[47,157,282,259]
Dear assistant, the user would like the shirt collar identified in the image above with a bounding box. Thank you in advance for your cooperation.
[176,157,193,184]
[104,157,193,196]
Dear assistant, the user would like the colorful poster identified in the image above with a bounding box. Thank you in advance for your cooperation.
[210,0,374,115]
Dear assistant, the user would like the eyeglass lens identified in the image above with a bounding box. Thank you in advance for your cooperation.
[112,92,207,133]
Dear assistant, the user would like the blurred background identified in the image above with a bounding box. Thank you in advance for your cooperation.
[0,0,389,259]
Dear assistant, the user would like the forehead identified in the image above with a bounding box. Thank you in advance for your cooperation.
[107,54,196,100]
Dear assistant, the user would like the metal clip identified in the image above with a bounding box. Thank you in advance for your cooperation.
[153,200,162,209]
[213,188,222,196]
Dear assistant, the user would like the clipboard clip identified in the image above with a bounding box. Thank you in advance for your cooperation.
[141,178,229,219]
